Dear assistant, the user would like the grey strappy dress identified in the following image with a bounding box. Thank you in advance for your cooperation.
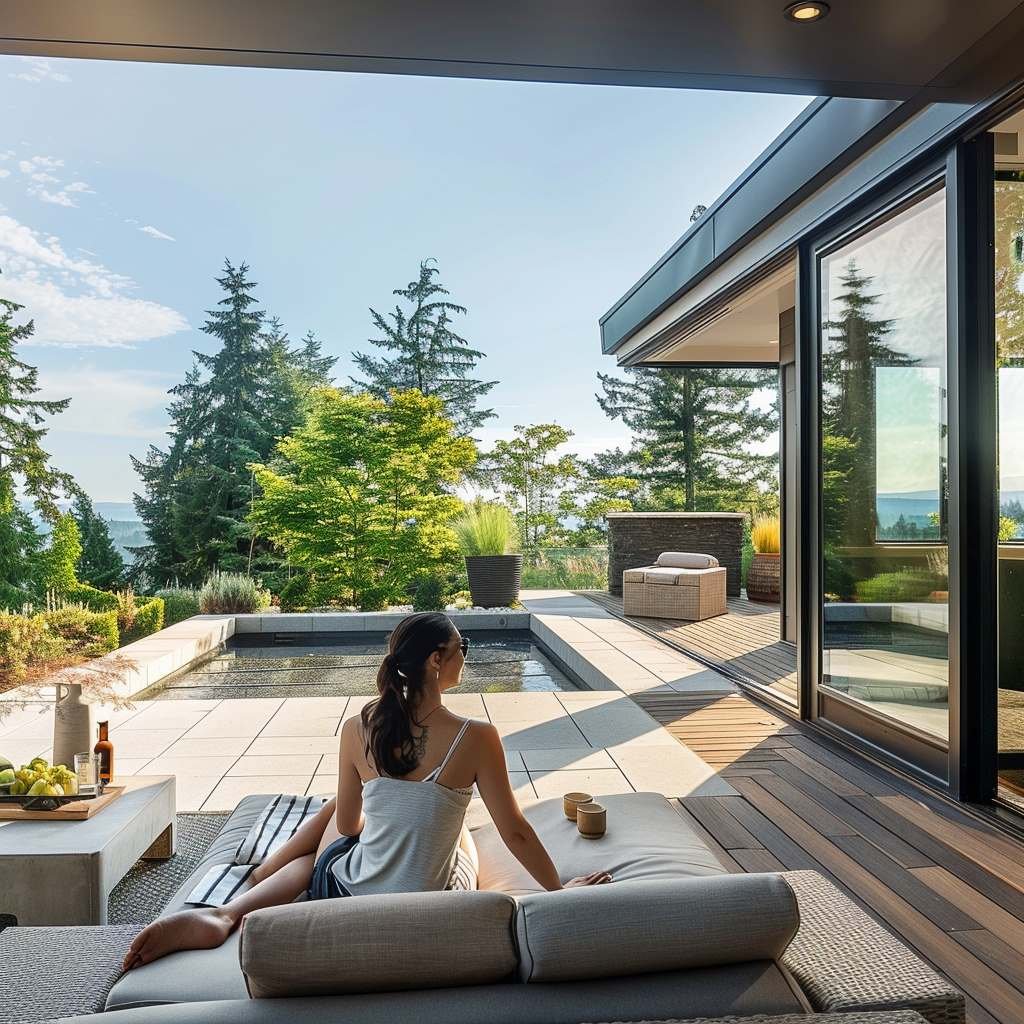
[320,719,474,898]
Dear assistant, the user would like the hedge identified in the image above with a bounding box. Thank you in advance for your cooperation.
[64,582,120,613]
[122,597,165,645]
[41,606,119,658]
[155,588,201,626]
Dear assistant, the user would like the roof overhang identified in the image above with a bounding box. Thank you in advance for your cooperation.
[3,1,1024,101]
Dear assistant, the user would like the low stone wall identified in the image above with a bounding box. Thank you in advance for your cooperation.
[606,512,747,597]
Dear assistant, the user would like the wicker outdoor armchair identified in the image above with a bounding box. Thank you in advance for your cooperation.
[623,551,727,620]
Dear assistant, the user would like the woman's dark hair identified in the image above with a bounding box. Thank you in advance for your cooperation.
[361,612,458,777]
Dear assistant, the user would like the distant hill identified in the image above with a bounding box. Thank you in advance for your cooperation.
[20,499,146,560]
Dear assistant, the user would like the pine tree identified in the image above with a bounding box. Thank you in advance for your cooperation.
[73,494,125,590]
[351,259,496,434]
[821,259,915,546]
[0,296,74,605]
[131,262,335,586]
[595,366,778,512]
[0,297,74,520]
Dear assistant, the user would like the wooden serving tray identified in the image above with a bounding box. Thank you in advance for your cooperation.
[0,785,125,821]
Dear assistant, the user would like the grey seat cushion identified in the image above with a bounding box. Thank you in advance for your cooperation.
[63,962,807,1023]
[474,792,726,895]
[241,890,518,998]
[515,874,799,983]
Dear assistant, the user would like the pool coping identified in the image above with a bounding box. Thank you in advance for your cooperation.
[6,595,737,706]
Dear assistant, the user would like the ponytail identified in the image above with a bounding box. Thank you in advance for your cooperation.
[361,613,457,777]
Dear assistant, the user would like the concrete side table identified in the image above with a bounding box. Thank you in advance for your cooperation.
[0,776,175,925]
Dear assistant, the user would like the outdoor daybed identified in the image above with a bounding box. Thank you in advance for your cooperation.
[623,552,728,620]
[44,791,961,1024]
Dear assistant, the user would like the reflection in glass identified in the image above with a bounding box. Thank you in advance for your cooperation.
[995,172,1024,796]
[819,189,948,741]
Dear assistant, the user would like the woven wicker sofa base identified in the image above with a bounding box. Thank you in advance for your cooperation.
[591,1013,930,1024]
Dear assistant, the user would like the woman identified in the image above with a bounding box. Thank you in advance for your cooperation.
[124,612,611,969]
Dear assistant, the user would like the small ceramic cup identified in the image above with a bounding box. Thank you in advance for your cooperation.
[563,791,593,821]
[576,801,607,839]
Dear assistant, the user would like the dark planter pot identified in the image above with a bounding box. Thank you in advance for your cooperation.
[747,551,781,603]
[465,555,523,608]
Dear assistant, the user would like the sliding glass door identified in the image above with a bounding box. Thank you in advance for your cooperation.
[813,186,950,776]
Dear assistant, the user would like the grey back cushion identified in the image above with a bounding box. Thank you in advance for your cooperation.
[515,873,799,983]
[656,551,719,568]
[240,890,517,997]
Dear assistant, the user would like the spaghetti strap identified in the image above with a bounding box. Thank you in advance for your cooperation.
[426,720,472,783]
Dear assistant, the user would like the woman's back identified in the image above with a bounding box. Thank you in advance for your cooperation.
[330,709,476,896]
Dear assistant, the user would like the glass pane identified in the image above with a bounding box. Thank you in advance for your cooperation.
[996,172,1024,796]
[819,189,949,742]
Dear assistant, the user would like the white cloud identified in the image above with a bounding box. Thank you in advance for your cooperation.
[139,225,176,242]
[65,181,92,194]
[39,368,172,440]
[9,57,72,85]
[28,186,75,207]
[0,213,189,347]
[0,170,9,179]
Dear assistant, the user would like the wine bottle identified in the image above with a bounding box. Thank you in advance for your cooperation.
[94,721,114,784]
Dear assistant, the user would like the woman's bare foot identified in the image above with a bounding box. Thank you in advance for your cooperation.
[122,907,235,971]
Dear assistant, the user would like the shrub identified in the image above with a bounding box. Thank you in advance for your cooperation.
[454,503,519,556]
[41,605,119,658]
[0,611,44,685]
[520,548,607,590]
[279,574,313,613]
[411,574,447,611]
[115,588,137,638]
[156,587,201,626]
[751,516,781,554]
[64,582,119,612]
[854,570,944,604]
[199,572,272,615]
[123,597,165,644]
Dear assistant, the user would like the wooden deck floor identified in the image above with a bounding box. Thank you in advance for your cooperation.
[635,690,1024,1024]
[585,591,798,699]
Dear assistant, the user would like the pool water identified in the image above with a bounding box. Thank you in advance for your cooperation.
[149,631,579,700]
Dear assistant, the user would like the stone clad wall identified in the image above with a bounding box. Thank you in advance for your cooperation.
[606,513,746,597]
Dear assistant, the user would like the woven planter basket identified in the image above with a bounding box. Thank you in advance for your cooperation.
[465,555,523,608]
[747,551,781,602]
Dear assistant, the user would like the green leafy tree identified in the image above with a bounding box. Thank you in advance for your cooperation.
[38,513,82,598]
[484,423,579,552]
[821,260,915,546]
[595,366,778,512]
[73,494,125,590]
[351,260,496,435]
[563,473,639,546]
[132,262,332,586]
[248,388,476,610]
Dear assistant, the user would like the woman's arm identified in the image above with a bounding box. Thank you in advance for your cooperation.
[335,717,365,837]
[474,723,609,890]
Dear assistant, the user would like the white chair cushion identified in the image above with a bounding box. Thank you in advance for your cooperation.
[644,568,689,585]
[473,792,726,896]
[656,552,719,569]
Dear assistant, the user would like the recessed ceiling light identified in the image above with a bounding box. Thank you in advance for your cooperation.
[784,1,830,22]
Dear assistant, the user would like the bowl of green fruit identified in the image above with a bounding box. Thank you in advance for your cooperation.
[0,755,83,810]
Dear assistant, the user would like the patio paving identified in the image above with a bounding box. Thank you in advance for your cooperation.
[0,591,738,815]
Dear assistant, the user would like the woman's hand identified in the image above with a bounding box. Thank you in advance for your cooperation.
[563,871,612,887]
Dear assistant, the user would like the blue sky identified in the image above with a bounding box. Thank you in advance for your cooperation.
[0,55,809,503]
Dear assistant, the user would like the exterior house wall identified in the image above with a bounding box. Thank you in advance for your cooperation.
[606,512,746,596]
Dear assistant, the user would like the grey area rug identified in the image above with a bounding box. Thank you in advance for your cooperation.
[108,812,229,924]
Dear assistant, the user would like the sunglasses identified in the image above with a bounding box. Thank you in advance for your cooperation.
[458,637,470,656]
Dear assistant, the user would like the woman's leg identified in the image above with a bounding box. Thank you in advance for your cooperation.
[250,797,336,883]
[123,853,318,970]
[123,797,341,971]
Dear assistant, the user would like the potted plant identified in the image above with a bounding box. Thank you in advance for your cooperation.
[453,504,523,608]
[747,515,781,603]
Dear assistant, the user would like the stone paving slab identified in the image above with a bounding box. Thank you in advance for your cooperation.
[0,591,742,813]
